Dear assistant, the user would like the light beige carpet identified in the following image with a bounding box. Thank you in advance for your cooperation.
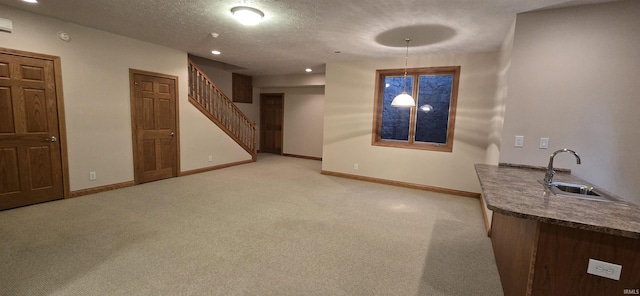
[0,154,503,296]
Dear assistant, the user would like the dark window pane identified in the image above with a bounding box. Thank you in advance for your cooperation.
[381,76,413,141]
[415,74,453,144]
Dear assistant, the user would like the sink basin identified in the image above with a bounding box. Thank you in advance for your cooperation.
[540,181,619,202]
[552,182,600,196]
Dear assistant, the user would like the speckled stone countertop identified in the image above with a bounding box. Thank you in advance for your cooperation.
[475,164,640,239]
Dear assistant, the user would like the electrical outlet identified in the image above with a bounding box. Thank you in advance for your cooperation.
[89,171,96,180]
[353,163,359,170]
[540,137,549,149]
[515,136,524,147]
[587,259,622,281]
[208,155,213,162]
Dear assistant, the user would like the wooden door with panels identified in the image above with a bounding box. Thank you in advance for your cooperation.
[0,49,66,210]
[260,93,283,154]
[130,70,179,184]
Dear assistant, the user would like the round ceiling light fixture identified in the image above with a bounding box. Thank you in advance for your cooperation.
[231,6,264,26]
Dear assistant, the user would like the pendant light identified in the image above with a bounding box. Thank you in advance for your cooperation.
[391,38,416,107]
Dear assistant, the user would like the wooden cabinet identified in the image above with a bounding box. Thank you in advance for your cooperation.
[491,213,640,296]
[232,73,252,103]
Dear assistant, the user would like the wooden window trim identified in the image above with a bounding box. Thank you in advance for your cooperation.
[371,66,460,152]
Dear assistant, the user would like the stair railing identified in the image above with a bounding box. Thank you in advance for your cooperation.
[188,60,257,160]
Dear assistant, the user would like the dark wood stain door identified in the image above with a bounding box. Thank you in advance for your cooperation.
[260,93,283,154]
[0,52,64,210]
[131,71,178,184]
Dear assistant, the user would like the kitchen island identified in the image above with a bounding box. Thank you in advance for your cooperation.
[475,164,640,296]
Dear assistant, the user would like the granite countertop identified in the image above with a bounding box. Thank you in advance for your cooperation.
[475,164,640,239]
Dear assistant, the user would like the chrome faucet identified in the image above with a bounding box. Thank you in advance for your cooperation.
[543,148,581,186]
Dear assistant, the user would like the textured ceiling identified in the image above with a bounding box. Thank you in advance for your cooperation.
[0,0,621,75]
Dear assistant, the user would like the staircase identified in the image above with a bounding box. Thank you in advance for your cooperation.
[188,60,257,161]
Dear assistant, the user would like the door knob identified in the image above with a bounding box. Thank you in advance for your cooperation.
[46,136,57,142]
[170,132,175,137]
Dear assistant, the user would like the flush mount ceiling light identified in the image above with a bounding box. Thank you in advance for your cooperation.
[22,0,38,3]
[305,68,312,73]
[391,38,416,107]
[231,6,264,26]
[211,50,221,55]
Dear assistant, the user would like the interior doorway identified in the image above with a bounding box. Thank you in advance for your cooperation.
[0,48,69,210]
[129,69,179,184]
[260,93,284,154]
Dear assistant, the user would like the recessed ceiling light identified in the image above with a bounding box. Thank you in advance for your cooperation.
[22,0,38,3]
[231,6,264,26]
[305,68,312,73]
[211,50,221,55]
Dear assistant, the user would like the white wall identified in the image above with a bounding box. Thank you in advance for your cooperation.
[323,51,499,193]
[260,87,325,159]
[500,0,640,204]
[482,18,517,230]
[254,73,325,88]
[486,19,515,165]
[0,5,250,191]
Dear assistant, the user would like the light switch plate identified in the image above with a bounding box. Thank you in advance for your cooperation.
[514,136,524,147]
[540,137,549,149]
[0,17,12,33]
[587,258,622,281]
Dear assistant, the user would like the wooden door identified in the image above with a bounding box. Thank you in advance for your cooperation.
[260,93,283,154]
[0,51,64,210]
[130,70,178,184]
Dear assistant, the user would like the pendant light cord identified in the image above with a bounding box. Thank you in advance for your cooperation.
[402,38,411,92]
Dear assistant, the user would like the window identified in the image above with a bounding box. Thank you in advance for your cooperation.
[372,66,460,152]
